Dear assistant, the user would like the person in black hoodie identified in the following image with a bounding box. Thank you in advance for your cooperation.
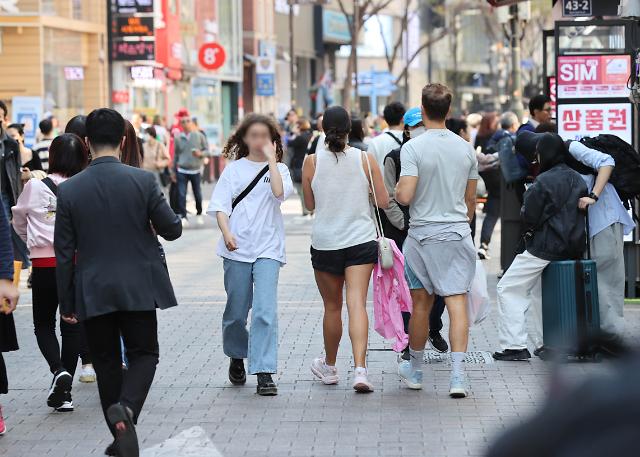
[493,133,588,361]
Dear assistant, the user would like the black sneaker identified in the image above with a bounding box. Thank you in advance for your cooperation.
[47,370,72,409]
[493,349,532,361]
[229,358,246,385]
[55,391,74,412]
[256,373,278,396]
[429,331,449,353]
[106,404,138,457]
[104,441,117,456]
[400,345,410,361]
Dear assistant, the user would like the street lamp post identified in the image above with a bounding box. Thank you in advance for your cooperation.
[289,0,297,107]
[508,4,523,119]
[352,0,360,114]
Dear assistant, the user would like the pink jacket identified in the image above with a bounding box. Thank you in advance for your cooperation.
[372,239,412,352]
[12,174,68,259]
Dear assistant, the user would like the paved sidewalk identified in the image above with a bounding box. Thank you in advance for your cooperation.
[1,195,639,457]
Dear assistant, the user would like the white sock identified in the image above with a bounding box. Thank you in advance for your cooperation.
[409,348,424,371]
[451,352,466,375]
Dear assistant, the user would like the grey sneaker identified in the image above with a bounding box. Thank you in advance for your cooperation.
[449,371,468,398]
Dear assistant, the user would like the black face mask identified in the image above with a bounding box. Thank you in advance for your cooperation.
[537,133,567,173]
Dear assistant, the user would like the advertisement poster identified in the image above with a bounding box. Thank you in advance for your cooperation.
[558,103,633,144]
[11,96,42,149]
[557,55,631,99]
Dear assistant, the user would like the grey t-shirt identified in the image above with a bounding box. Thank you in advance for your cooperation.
[400,129,479,227]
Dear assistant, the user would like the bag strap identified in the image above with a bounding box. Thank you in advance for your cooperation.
[385,131,402,146]
[41,177,58,196]
[231,164,269,212]
[363,152,386,239]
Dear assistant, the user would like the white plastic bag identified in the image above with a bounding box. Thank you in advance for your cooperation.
[467,259,491,326]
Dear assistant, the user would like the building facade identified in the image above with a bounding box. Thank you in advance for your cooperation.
[0,0,109,131]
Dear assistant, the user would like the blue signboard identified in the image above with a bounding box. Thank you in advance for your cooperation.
[11,96,43,149]
[323,10,351,44]
[256,74,275,96]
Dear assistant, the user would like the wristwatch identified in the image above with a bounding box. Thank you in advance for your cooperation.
[588,192,599,201]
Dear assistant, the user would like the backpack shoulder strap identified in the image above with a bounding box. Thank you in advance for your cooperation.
[385,131,402,146]
[231,164,270,212]
[41,177,58,196]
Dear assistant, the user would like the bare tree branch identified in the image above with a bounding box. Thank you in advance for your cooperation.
[393,28,450,86]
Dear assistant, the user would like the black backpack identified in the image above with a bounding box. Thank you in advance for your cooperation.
[578,135,640,208]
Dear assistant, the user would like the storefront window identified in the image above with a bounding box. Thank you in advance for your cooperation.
[42,28,85,122]
[558,24,626,54]
[191,77,222,146]
[217,1,242,80]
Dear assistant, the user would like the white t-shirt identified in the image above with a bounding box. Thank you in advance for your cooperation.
[207,158,294,264]
[368,129,404,171]
[401,129,479,226]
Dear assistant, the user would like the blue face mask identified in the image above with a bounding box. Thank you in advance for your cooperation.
[410,126,425,139]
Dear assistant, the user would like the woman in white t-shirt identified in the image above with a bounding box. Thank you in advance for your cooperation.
[207,114,294,396]
[302,106,389,392]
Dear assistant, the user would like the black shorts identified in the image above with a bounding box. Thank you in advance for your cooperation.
[311,241,378,276]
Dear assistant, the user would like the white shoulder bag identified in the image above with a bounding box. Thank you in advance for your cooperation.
[364,152,394,270]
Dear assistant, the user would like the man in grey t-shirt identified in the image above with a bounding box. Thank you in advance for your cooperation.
[396,83,478,398]
[174,116,207,226]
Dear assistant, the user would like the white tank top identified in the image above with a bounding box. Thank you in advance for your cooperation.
[311,147,377,250]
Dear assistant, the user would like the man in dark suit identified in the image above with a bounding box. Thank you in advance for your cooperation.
[55,108,182,457]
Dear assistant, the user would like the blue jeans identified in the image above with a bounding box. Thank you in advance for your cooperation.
[222,258,281,374]
[2,192,30,267]
[177,172,202,218]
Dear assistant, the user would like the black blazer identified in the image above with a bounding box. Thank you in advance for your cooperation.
[54,156,182,321]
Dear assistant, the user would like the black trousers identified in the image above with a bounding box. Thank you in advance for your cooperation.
[83,311,159,433]
[32,267,81,376]
[0,354,7,394]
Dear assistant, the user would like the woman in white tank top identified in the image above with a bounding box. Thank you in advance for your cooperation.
[301,107,389,393]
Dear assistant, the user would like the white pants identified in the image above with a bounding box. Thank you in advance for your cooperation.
[591,223,625,335]
[497,250,548,351]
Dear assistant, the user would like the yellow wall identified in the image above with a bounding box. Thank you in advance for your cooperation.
[0,27,43,101]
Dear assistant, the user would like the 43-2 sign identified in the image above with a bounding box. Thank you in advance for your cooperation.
[563,0,592,16]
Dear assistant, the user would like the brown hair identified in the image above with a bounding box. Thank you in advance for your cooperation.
[421,83,452,122]
[477,112,498,138]
[122,120,142,168]
[222,114,284,162]
[297,118,311,131]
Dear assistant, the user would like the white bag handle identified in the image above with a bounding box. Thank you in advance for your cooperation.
[363,152,386,239]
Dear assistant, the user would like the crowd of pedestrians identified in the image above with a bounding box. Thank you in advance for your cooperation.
[0,79,634,456]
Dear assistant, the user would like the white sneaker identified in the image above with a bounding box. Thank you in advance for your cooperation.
[310,357,338,385]
[398,360,423,390]
[79,364,96,383]
[181,218,189,228]
[352,367,374,393]
[196,215,204,226]
[449,371,469,398]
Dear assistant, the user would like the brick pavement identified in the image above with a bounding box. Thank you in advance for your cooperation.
[1,193,639,457]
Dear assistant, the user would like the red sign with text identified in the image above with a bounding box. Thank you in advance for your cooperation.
[557,55,630,99]
[198,43,226,70]
[558,103,632,143]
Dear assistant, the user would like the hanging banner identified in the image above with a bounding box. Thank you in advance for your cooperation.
[557,55,631,99]
[558,103,633,144]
